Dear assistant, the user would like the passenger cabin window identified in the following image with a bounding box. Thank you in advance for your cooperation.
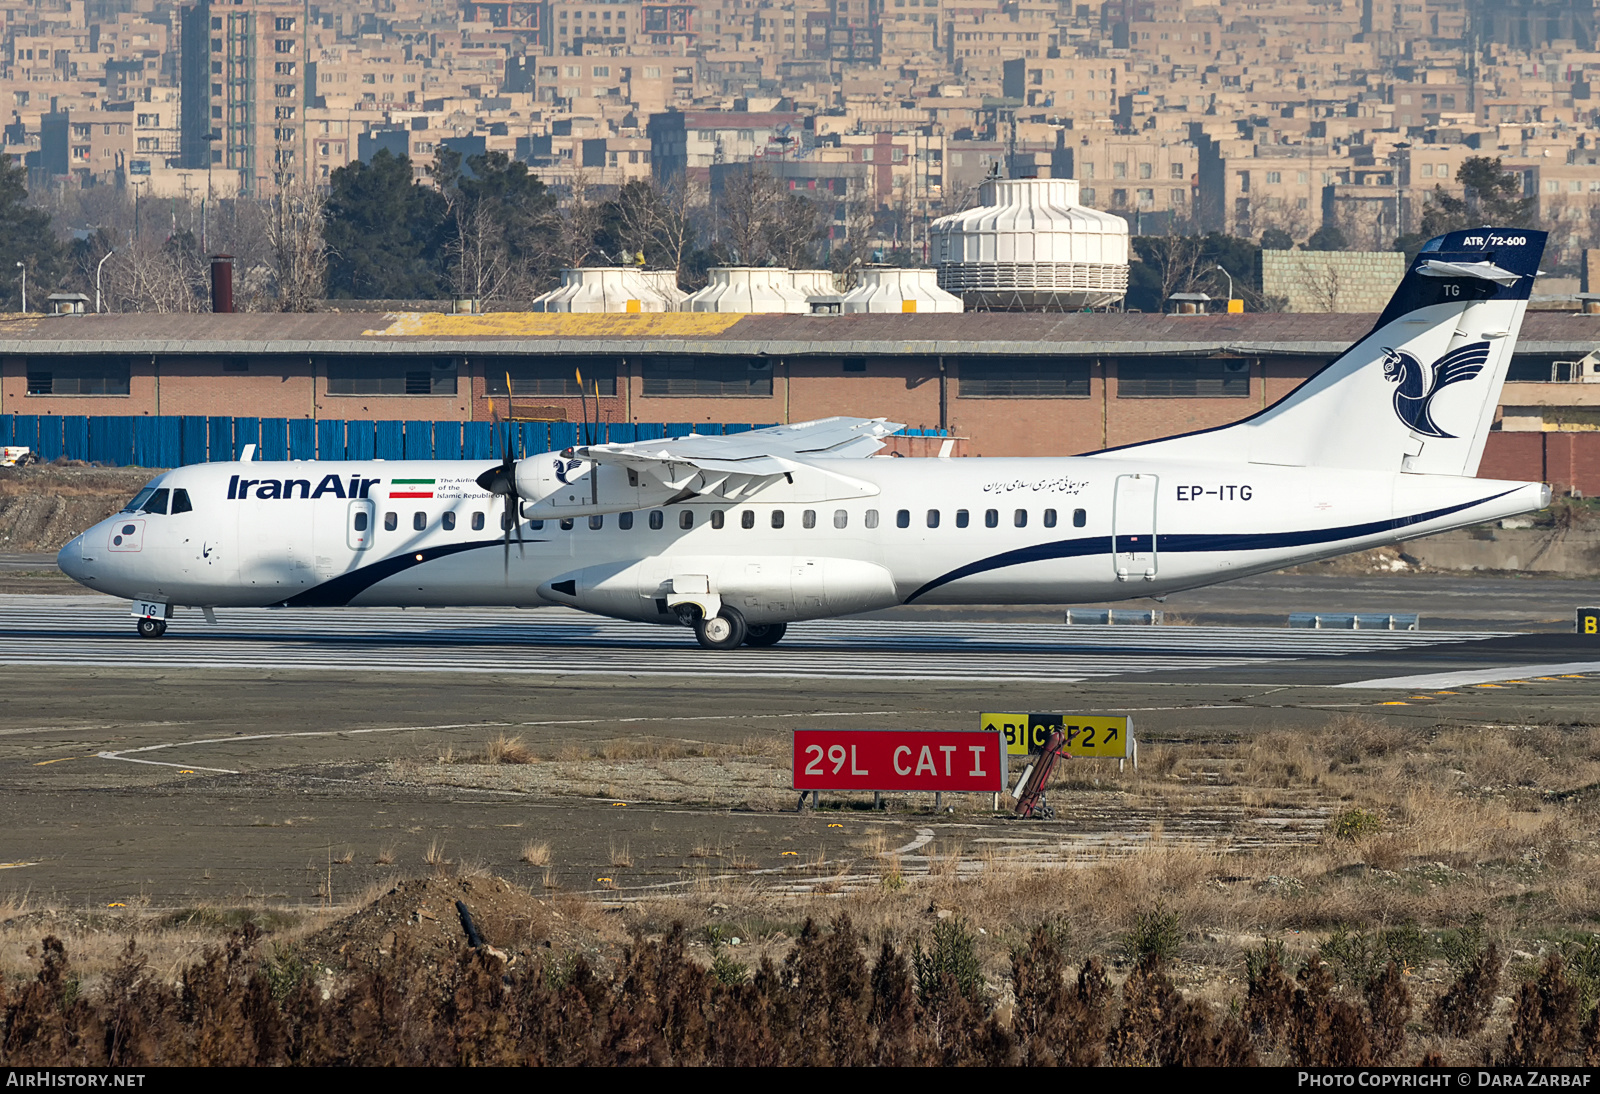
[956,509,969,528]
[711,510,725,529]
[471,512,484,531]
[833,510,847,529]
[864,509,879,528]
[649,510,664,530]
[679,511,693,530]
[384,512,398,531]
[141,488,169,515]
[413,511,426,531]
[985,509,999,528]
[442,511,456,531]
[530,519,545,530]
[802,509,816,529]
[1043,509,1056,528]
[619,512,634,530]
[1073,508,1087,527]
[590,515,604,530]
[559,518,574,530]
[771,510,785,529]
[896,509,910,528]
[741,510,755,529]
[926,509,940,528]
[1014,510,1028,528]
[170,489,193,514]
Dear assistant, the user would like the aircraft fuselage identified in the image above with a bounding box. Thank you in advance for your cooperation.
[58,454,1547,626]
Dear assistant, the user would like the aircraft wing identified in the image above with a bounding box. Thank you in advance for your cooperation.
[578,416,903,464]
[574,416,903,501]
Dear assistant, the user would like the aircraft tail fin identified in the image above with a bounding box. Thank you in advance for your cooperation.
[1091,228,1546,477]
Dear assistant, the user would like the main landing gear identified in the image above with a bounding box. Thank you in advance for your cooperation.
[136,617,167,639]
[693,606,748,650]
[691,612,789,650]
[743,622,787,648]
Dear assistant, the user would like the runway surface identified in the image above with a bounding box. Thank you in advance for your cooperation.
[0,595,1514,683]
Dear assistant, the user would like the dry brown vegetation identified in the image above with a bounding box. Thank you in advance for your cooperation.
[8,714,1600,1064]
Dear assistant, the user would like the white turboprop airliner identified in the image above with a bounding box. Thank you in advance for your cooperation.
[59,228,1552,649]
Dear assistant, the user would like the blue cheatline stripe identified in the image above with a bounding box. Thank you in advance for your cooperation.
[905,489,1521,603]
[282,538,528,607]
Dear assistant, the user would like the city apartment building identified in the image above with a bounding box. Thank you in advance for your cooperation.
[179,0,310,195]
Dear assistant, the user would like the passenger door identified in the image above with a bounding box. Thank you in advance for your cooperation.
[1112,474,1158,581]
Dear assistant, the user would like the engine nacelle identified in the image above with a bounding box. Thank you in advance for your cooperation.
[512,452,681,517]
[537,555,901,625]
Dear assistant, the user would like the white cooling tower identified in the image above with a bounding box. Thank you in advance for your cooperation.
[928,178,1129,310]
[839,268,964,313]
[530,268,670,313]
[639,268,690,310]
[683,267,809,314]
[789,269,840,299]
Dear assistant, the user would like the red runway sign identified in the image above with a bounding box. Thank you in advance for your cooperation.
[792,730,1008,792]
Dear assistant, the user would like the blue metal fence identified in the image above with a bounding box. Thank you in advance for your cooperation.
[0,414,949,467]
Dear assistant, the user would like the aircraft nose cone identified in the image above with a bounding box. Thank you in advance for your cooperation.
[56,535,87,584]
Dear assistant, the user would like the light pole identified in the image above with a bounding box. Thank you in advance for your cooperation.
[15,261,24,314]
[95,249,115,313]
[1209,263,1234,307]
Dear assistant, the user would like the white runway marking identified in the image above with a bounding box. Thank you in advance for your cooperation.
[0,596,1505,684]
[1336,661,1600,689]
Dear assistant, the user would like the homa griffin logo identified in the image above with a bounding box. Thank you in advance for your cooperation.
[1380,340,1491,439]
[553,457,585,485]
[228,473,382,500]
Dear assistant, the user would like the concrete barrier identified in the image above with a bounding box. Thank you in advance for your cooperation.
[1289,613,1420,630]
[1064,609,1163,625]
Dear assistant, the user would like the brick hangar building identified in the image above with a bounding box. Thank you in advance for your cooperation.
[3,309,1598,492]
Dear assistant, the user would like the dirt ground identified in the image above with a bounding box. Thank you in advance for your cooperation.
[0,462,153,552]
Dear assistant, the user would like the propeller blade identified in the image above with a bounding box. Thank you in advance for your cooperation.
[475,425,523,579]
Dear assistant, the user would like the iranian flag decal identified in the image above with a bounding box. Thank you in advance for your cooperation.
[389,478,436,499]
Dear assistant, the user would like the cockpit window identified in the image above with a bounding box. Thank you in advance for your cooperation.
[140,488,170,515]
[122,487,156,513]
[170,489,193,515]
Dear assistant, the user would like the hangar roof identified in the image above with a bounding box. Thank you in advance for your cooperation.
[0,310,1594,358]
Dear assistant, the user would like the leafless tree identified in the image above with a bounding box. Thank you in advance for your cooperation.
[1297,261,1342,312]
[102,236,206,313]
[446,199,514,304]
[718,168,788,264]
[767,191,825,269]
[828,177,878,289]
[608,175,709,286]
[545,171,603,277]
[936,179,984,218]
[264,178,327,311]
[1141,233,1206,310]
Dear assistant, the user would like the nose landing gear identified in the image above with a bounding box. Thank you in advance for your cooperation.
[136,617,167,639]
